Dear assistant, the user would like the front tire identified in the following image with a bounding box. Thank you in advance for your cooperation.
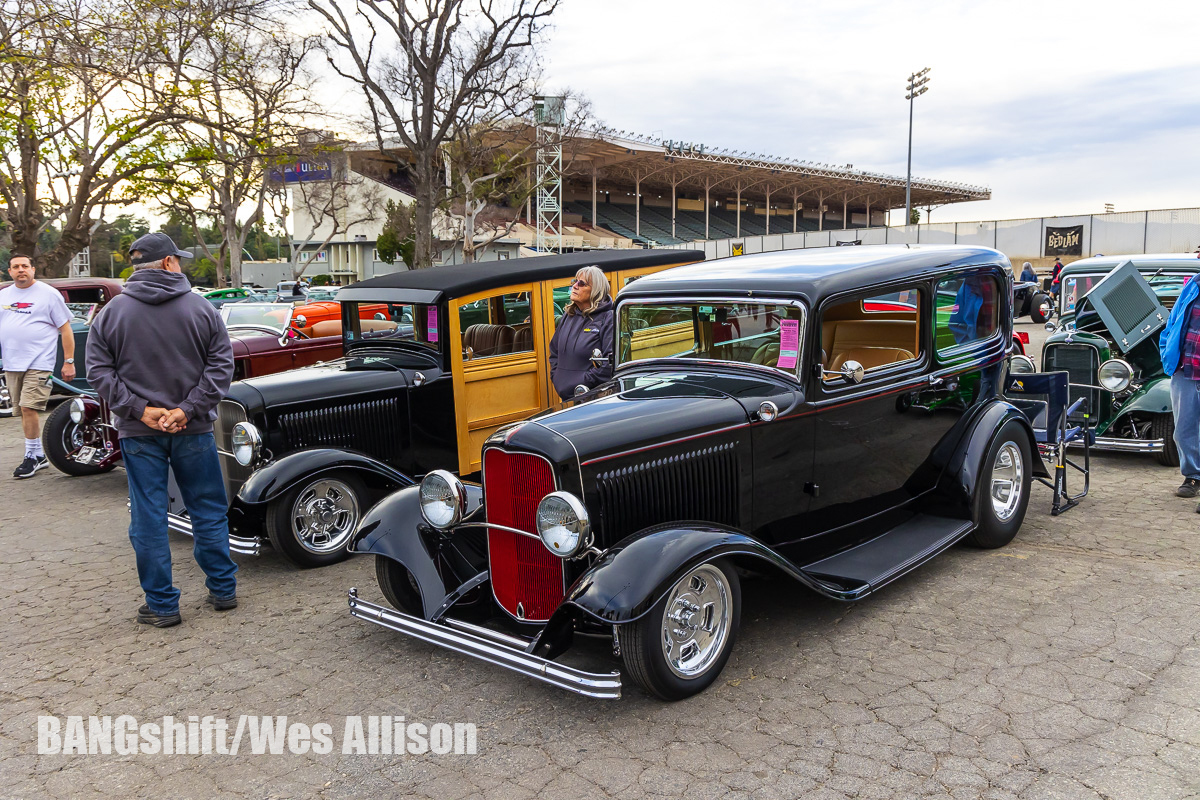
[1029,292,1053,324]
[622,559,741,701]
[965,419,1032,548]
[1152,413,1179,467]
[375,556,424,616]
[266,472,365,568]
[41,402,115,476]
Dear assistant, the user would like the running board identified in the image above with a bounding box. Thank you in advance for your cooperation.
[167,512,262,556]
[800,514,973,601]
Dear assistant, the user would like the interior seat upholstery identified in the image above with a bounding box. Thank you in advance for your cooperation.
[311,320,341,337]
[830,346,915,372]
[751,342,780,368]
[463,323,515,358]
[511,325,533,354]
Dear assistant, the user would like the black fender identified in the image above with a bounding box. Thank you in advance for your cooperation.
[549,523,826,630]
[941,400,1048,511]
[348,482,484,620]
[237,448,416,506]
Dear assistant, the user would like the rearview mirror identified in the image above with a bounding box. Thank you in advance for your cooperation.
[589,348,609,368]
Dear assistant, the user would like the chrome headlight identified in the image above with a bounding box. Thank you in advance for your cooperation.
[231,422,261,467]
[536,491,591,558]
[419,469,465,529]
[1008,355,1036,374]
[69,397,86,424]
[1098,359,1133,392]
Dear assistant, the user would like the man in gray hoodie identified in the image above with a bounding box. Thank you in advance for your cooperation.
[86,233,237,628]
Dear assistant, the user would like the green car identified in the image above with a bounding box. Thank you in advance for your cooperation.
[1039,253,1200,466]
[201,287,258,307]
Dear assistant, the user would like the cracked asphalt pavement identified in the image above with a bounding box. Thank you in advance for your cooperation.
[2,321,1199,799]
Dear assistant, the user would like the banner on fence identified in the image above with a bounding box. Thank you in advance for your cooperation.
[1045,225,1084,256]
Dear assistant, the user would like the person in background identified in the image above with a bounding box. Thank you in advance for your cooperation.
[549,265,614,400]
[86,232,237,627]
[0,254,75,478]
[1050,257,1065,296]
[1159,270,1200,503]
[1019,262,1038,283]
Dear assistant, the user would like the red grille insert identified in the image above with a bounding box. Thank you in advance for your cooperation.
[483,448,564,622]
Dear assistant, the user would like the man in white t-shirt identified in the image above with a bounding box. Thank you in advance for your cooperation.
[0,255,75,477]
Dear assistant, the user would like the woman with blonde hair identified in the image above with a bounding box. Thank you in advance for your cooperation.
[549,265,614,400]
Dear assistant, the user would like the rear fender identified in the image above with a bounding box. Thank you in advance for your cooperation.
[237,448,416,505]
[549,524,822,630]
[348,483,484,620]
[938,401,1048,513]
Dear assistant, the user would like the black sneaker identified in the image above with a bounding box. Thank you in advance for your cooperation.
[137,604,181,628]
[1177,478,1200,498]
[205,593,238,611]
[13,455,47,479]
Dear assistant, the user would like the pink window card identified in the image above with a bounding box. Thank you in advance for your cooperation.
[427,307,438,342]
[777,318,800,370]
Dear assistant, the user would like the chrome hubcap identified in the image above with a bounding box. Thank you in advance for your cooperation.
[660,564,731,679]
[990,442,1024,521]
[291,479,359,554]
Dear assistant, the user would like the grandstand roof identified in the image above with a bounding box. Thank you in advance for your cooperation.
[561,127,990,210]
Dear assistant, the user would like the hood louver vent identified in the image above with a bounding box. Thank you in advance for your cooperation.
[278,398,405,460]
[595,442,739,543]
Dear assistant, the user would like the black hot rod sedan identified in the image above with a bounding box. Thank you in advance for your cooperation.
[347,245,1049,700]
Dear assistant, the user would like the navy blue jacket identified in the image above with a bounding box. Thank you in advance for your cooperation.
[549,298,614,400]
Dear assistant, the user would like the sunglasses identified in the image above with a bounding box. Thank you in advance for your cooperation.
[571,278,590,287]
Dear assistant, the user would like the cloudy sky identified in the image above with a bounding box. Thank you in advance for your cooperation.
[541,0,1200,223]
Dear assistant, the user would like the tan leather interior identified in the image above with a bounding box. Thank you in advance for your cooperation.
[463,323,515,358]
[751,342,780,368]
[310,318,396,338]
[831,346,915,371]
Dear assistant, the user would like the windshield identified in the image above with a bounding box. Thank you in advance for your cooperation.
[341,300,433,350]
[1063,271,1192,315]
[221,303,292,331]
[617,300,804,374]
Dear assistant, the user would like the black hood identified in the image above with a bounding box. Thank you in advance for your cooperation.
[119,269,193,305]
[511,374,751,465]
[230,353,414,410]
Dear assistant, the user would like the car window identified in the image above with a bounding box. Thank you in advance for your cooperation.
[341,301,428,347]
[618,301,804,373]
[820,287,922,381]
[934,275,1000,354]
[458,291,535,360]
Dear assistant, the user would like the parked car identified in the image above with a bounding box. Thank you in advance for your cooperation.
[1037,253,1200,466]
[171,250,704,567]
[0,277,124,416]
[1013,279,1054,323]
[40,303,347,477]
[201,287,260,307]
[346,244,1048,700]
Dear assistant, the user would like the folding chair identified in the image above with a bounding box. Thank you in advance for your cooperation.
[1006,370,1092,515]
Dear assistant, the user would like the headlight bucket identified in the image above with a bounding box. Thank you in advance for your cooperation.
[1008,355,1037,375]
[231,422,262,467]
[1098,359,1133,392]
[69,397,86,424]
[536,491,591,558]
[419,469,466,529]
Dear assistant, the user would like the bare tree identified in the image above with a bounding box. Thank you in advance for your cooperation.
[0,0,272,271]
[272,151,385,281]
[309,0,559,268]
[445,91,592,263]
[148,21,318,287]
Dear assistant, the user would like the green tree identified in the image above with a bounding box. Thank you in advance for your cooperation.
[375,200,415,268]
[909,207,921,225]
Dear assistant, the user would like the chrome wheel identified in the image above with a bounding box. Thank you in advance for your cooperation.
[660,564,733,679]
[0,375,11,417]
[990,442,1024,521]
[290,478,360,554]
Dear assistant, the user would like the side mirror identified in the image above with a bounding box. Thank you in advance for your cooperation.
[1044,321,1057,332]
[574,384,589,397]
[294,314,307,329]
[840,360,865,384]
[589,347,609,368]
[374,312,386,321]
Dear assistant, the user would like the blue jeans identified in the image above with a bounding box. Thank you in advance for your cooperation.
[122,433,237,614]
[1170,373,1200,480]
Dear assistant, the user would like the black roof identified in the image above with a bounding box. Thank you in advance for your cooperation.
[620,245,1010,303]
[338,249,704,304]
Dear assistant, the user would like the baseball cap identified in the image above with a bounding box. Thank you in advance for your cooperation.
[128,232,194,265]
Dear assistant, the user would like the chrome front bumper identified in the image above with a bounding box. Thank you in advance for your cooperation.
[167,512,263,556]
[347,588,622,699]
[1081,436,1164,454]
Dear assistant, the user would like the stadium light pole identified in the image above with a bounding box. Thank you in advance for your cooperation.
[904,67,931,226]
